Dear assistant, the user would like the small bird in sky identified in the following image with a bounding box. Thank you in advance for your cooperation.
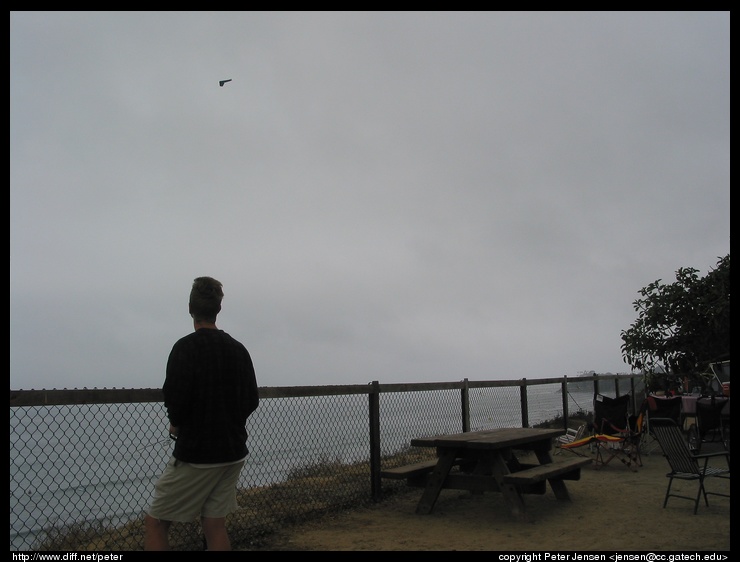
[219,79,232,87]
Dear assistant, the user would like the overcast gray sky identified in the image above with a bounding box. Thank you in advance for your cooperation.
[10,11,730,390]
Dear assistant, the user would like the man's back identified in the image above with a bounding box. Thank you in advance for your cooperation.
[164,328,259,463]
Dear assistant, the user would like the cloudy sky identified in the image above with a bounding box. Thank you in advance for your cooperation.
[10,12,730,391]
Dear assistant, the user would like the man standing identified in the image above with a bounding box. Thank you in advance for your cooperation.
[144,277,259,550]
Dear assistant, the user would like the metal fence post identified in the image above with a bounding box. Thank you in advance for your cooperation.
[368,380,382,501]
[461,378,470,432]
[520,379,529,428]
[561,376,569,430]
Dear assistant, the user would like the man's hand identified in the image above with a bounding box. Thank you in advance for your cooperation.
[169,424,179,440]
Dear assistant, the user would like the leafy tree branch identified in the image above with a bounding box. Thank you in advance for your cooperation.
[620,254,730,390]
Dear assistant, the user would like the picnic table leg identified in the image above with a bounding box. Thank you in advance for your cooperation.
[415,449,459,514]
[490,451,528,520]
[534,449,571,501]
[467,452,494,495]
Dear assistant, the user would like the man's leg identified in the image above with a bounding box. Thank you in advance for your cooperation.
[144,514,171,551]
[201,517,231,551]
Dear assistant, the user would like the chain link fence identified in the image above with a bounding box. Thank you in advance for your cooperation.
[10,374,643,551]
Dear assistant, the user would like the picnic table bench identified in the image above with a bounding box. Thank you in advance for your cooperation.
[382,456,590,488]
[502,457,592,485]
[381,458,465,485]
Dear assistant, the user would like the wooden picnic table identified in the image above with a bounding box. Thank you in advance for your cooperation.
[404,427,590,519]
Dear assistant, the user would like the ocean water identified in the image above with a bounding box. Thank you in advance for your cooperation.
[10,385,594,549]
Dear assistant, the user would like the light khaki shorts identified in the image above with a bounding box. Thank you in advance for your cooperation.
[146,456,245,522]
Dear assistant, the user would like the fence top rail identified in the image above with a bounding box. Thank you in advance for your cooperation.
[9,388,164,407]
[10,374,640,407]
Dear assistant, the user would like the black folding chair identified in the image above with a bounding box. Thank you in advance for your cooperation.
[591,394,642,471]
[650,417,730,514]
[640,395,683,455]
[687,396,730,453]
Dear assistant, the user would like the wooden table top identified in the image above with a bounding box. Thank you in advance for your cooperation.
[410,427,565,449]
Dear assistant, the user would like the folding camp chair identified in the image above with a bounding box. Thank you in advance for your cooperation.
[591,394,642,471]
[687,396,730,453]
[640,395,682,455]
[555,423,589,456]
[557,423,587,446]
[650,417,730,514]
[647,395,682,424]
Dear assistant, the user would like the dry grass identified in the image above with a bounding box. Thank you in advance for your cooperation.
[245,447,731,551]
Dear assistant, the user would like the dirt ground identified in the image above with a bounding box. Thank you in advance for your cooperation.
[247,446,731,552]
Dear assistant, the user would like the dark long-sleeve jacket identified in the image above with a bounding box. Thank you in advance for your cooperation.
[163,328,259,463]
